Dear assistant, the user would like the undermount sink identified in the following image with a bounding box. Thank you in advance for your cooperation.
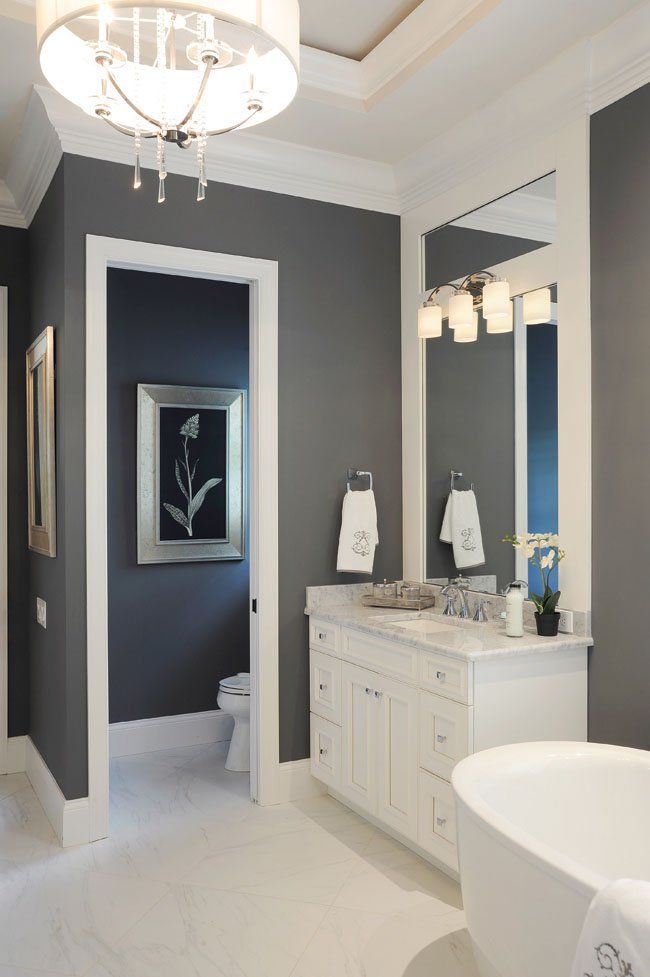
[376,617,459,636]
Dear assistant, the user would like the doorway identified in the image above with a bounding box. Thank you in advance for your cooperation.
[86,238,280,840]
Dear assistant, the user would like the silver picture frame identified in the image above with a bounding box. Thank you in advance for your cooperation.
[26,326,56,557]
[137,384,246,564]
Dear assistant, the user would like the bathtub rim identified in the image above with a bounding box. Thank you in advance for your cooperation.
[452,741,649,902]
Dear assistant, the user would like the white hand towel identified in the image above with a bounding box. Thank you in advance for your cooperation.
[439,489,485,570]
[337,489,378,574]
[571,879,650,977]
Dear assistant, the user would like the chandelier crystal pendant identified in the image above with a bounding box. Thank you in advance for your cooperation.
[36,0,300,201]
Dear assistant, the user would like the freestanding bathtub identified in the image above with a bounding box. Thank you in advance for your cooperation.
[452,742,650,977]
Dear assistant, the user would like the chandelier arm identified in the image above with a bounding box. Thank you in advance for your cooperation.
[188,105,262,138]
[106,70,164,130]
[97,112,157,139]
[177,57,215,128]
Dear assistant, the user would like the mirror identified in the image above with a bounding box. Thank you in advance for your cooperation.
[421,174,558,595]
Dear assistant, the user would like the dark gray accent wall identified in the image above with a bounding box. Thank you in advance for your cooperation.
[26,153,401,794]
[591,84,650,750]
[425,317,515,591]
[107,269,250,722]
[0,225,30,736]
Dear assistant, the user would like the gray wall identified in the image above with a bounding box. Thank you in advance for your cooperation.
[591,84,650,750]
[26,153,401,795]
[0,225,30,737]
[107,269,250,723]
[423,224,546,591]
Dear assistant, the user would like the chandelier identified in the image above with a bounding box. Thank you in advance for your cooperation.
[36,0,300,201]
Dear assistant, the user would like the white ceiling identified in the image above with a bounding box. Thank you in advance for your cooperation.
[0,0,647,199]
[300,0,423,59]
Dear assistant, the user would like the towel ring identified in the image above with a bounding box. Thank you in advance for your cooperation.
[347,469,373,492]
[450,469,475,492]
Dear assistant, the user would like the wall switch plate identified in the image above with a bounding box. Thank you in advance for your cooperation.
[36,597,47,629]
[558,609,574,634]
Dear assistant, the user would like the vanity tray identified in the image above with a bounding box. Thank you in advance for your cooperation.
[361,595,435,611]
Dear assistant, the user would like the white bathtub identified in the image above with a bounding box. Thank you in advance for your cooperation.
[452,742,650,977]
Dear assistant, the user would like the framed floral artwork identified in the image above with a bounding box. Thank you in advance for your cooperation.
[137,384,245,563]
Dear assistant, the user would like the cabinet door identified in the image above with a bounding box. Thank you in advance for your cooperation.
[419,690,472,782]
[310,649,342,725]
[340,661,376,815]
[375,672,419,841]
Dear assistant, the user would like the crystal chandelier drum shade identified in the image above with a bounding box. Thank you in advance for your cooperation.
[36,0,299,198]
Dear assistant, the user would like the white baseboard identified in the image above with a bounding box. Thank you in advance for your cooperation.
[261,758,326,805]
[6,735,26,774]
[24,737,90,847]
[109,709,233,758]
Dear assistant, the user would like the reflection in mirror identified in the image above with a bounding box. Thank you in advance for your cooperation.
[421,174,558,595]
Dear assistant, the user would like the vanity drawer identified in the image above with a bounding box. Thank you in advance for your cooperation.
[420,650,472,704]
[309,618,340,657]
[310,714,341,790]
[418,769,458,871]
[310,649,342,725]
[419,691,472,782]
[341,628,419,685]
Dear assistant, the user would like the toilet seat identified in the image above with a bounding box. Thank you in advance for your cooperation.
[219,672,250,695]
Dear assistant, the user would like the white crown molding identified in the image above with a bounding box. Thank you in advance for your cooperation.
[452,190,556,243]
[34,84,400,215]
[0,180,26,228]
[5,88,62,226]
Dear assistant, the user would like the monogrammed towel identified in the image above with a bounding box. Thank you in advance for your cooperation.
[440,489,485,570]
[570,879,650,977]
[337,489,378,574]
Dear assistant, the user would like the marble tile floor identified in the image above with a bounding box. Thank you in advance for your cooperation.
[0,743,479,977]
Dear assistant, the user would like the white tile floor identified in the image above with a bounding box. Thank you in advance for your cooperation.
[0,743,479,977]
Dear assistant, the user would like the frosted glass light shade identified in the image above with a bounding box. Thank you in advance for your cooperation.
[37,0,300,135]
[448,291,473,329]
[418,303,442,339]
[482,279,510,320]
[523,287,552,325]
[487,300,513,334]
[454,311,478,343]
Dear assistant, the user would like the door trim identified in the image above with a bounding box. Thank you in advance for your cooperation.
[0,287,7,774]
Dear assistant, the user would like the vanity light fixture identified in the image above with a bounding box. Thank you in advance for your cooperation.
[486,299,513,334]
[419,270,510,341]
[523,287,552,325]
[454,311,478,343]
[36,0,300,203]
[418,301,443,338]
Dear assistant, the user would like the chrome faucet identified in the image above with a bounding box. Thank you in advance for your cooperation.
[451,576,471,619]
[473,598,491,623]
[440,584,458,616]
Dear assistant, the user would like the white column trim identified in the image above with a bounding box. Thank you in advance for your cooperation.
[86,236,284,842]
[0,287,7,775]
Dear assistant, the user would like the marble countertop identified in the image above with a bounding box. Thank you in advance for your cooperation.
[305,601,592,662]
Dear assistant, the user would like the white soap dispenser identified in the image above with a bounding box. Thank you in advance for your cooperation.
[504,580,527,637]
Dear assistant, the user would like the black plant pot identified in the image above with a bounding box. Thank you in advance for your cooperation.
[535,611,560,637]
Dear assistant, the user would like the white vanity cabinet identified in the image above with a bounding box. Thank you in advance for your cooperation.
[308,613,588,875]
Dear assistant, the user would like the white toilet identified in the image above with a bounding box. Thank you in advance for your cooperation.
[217,672,251,772]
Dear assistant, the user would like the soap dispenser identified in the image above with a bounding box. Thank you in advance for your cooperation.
[504,580,527,637]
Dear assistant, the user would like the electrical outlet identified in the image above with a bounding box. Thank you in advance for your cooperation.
[558,608,574,634]
[36,597,46,629]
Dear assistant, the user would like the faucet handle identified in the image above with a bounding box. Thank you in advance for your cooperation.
[473,598,491,623]
[442,593,457,617]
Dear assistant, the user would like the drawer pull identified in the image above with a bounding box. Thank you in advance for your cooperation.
[318,632,328,641]
[365,687,374,696]
[319,683,328,692]
[436,734,447,744]
[435,670,446,682]
[319,747,328,757]
[436,816,447,827]
[374,690,383,699]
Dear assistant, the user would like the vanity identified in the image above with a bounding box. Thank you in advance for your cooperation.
[307,585,590,876]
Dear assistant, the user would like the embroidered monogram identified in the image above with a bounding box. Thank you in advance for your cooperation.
[585,942,635,977]
[352,530,372,556]
[461,527,476,551]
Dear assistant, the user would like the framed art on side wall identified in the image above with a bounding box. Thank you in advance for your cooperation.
[26,326,56,557]
[137,383,246,564]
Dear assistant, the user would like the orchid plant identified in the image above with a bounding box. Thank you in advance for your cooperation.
[163,413,221,538]
[502,532,566,616]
